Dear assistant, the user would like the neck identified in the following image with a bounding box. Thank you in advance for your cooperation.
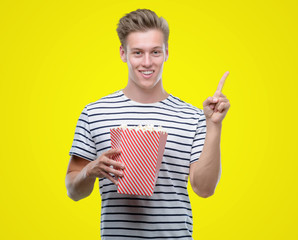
[123,80,169,104]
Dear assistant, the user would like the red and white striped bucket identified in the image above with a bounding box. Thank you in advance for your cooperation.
[110,126,167,196]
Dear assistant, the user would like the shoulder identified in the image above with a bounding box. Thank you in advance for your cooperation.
[168,94,205,117]
[83,90,124,111]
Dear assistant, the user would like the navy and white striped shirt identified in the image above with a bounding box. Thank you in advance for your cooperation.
[69,90,206,240]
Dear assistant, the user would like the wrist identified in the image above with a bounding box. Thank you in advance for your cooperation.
[205,120,222,146]
[206,119,222,131]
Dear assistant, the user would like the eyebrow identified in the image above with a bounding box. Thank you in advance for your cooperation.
[130,47,163,51]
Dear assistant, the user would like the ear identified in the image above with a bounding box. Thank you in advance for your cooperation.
[120,45,127,63]
[165,44,169,62]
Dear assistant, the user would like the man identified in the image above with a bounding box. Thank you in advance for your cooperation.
[65,9,230,240]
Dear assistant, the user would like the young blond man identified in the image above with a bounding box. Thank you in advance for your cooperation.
[66,9,230,240]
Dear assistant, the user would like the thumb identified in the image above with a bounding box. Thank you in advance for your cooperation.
[105,148,121,157]
[203,96,218,108]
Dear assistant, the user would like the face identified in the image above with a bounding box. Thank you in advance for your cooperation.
[120,29,168,90]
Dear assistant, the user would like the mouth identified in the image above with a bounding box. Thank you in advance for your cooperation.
[139,70,154,79]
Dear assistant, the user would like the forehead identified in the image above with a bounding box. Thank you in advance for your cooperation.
[126,29,165,50]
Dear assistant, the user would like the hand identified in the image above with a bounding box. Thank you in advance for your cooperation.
[85,149,125,185]
[203,71,231,124]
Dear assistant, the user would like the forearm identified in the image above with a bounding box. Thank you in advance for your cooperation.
[192,120,222,197]
[65,166,96,201]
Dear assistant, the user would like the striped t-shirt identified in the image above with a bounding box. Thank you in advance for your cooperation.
[69,90,206,240]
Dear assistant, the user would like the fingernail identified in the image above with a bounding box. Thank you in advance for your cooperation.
[213,98,218,102]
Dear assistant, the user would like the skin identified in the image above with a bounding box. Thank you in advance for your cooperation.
[65,29,230,201]
[120,29,169,103]
[189,71,230,197]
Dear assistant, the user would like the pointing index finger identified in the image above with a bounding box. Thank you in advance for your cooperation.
[216,71,229,92]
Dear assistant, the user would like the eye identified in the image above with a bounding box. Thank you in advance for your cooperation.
[153,50,161,56]
[134,51,142,56]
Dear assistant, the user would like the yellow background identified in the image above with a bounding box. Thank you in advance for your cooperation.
[1,0,297,239]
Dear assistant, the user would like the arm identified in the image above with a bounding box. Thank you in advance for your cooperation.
[190,71,230,198]
[65,149,124,201]
[65,155,97,201]
[189,121,222,198]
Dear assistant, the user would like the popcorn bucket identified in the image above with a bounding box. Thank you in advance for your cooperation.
[110,125,167,196]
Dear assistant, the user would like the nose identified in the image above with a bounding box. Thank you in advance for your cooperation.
[142,53,152,68]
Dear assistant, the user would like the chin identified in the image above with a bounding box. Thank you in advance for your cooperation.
[131,78,156,89]
[139,81,159,90]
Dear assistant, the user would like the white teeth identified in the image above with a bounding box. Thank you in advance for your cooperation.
[141,71,153,75]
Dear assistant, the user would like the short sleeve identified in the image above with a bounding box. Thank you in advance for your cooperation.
[69,106,97,161]
[190,112,207,164]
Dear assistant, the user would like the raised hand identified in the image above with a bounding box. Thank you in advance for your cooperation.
[203,71,231,124]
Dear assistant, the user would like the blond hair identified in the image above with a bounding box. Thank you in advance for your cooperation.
[116,9,169,51]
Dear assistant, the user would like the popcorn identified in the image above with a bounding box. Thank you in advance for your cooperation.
[110,124,168,196]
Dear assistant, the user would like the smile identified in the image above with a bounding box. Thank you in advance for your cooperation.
[139,70,154,75]
[139,70,154,79]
